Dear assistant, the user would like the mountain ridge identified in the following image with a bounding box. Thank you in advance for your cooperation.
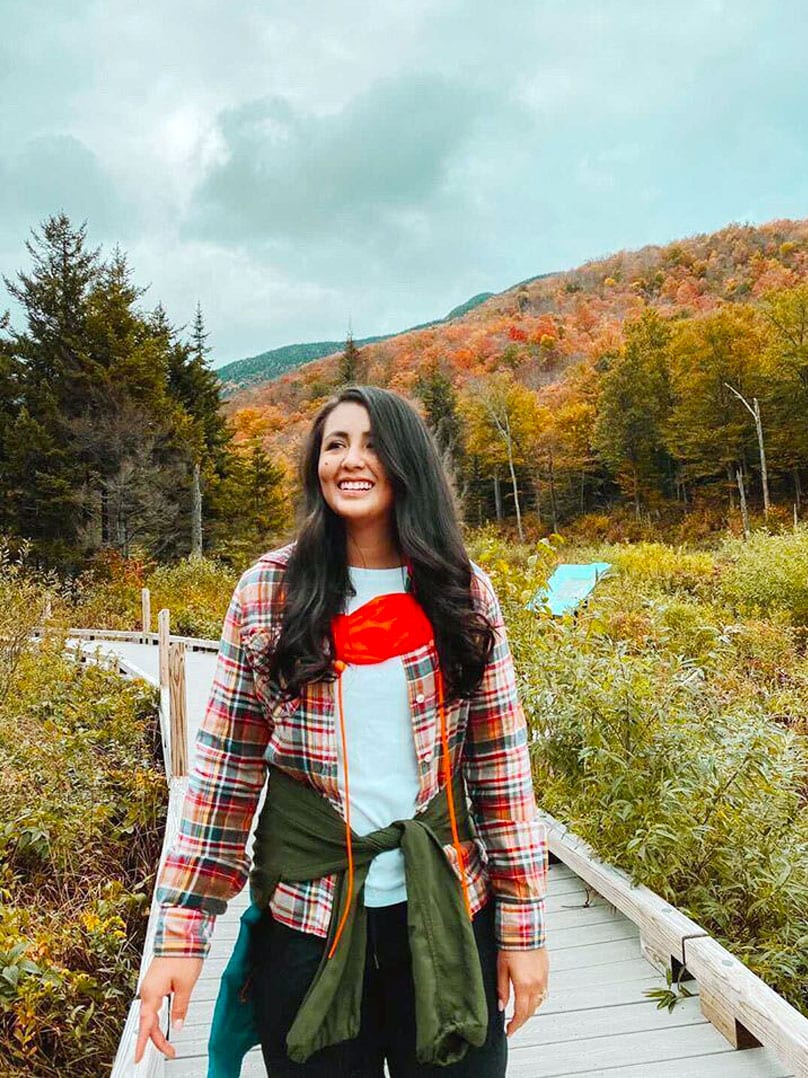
[216,291,496,393]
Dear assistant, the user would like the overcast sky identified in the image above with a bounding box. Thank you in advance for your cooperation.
[2,1,806,368]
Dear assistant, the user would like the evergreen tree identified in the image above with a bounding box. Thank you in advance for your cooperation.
[167,303,230,464]
[414,359,463,465]
[338,331,363,386]
[1,214,101,556]
[0,215,235,564]
[594,310,673,515]
[4,213,101,417]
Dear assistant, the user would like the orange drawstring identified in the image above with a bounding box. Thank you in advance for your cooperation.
[328,655,472,960]
[328,659,354,960]
[436,665,473,921]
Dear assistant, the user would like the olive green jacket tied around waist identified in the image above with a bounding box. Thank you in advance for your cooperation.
[206,765,489,1076]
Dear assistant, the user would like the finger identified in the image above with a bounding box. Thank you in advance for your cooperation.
[134,1007,155,1065]
[496,954,510,1013]
[171,983,192,1032]
[135,1005,176,1062]
[506,986,532,1038]
[150,1018,177,1060]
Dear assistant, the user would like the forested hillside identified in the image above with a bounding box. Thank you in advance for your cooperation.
[215,292,494,394]
[225,217,808,541]
[4,214,808,571]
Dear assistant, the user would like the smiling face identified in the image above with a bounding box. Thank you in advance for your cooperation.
[318,401,396,529]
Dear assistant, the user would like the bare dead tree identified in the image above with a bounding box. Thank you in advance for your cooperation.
[725,383,770,520]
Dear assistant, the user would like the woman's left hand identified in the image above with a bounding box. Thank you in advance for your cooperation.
[496,946,549,1037]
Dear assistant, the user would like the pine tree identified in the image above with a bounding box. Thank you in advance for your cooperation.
[4,213,101,417]
[414,360,462,465]
[594,310,674,516]
[1,215,101,556]
[338,331,363,386]
[164,303,232,555]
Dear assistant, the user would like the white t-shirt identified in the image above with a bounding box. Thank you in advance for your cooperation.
[335,564,421,906]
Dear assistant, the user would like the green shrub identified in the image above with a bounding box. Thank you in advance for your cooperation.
[594,541,715,595]
[146,555,236,638]
[717,527,808,623]
[0,556,166,1076]
[519,618,808,1013]
[462,523,808,1017]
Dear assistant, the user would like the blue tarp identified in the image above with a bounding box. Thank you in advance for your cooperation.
[527,562,612,617]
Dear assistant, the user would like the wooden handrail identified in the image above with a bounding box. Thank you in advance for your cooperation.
[540,809,808,1076]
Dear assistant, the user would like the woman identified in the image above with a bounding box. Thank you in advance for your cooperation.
[135,385,549,1076]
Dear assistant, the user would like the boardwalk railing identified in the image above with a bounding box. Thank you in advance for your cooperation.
[540,813,808,1077]
[55,587,808,1078]
[61,591,219,1077]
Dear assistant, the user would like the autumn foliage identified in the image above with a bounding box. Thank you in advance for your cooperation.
[225,218,808,539]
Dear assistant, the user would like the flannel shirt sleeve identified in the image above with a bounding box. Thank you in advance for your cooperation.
[152,579,270,958]
[463,571,548,950]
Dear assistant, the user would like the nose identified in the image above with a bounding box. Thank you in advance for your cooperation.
[341,442,367,467]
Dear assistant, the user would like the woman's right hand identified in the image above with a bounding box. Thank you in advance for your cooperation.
[134,955,204,1063]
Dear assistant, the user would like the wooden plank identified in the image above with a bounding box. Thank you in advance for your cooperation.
[545,876,590,898]
[168,641,188,778]
[511,994,707,1050]
[507,1021,779,1076]
[547,937,643,974]
[507,1044,793,1078]
[540,811,708,972]
[684,935,808,1076]
[548,918,639,950]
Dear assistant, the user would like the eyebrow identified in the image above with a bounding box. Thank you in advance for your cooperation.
[323,430,372,439]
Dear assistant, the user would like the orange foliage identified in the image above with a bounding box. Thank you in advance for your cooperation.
[221,217,808,475]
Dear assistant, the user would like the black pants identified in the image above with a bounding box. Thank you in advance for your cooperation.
[250,898,507,1076]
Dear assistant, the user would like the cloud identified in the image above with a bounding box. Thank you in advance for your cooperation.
[186,73,488,246]
[1,0,807,365]
[0,134,126,246]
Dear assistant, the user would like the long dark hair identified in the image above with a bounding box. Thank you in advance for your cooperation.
[268,385,495,702]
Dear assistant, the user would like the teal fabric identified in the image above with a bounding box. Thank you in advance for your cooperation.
[527,561,611,616]
[206,902,263,1078]
[206,766,488,1075]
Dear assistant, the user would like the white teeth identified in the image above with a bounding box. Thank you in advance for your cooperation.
[339,482,373,490]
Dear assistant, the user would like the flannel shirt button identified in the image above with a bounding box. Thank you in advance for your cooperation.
[415,692,425,704]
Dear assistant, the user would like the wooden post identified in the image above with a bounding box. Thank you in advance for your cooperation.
[168,641,188,778]
[141,588,151,638]
[158,609,170,691]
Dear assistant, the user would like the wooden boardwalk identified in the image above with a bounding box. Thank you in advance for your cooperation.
[70,635,805,1078]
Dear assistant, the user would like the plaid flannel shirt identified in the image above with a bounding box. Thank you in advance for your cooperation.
[153,542,548,957]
